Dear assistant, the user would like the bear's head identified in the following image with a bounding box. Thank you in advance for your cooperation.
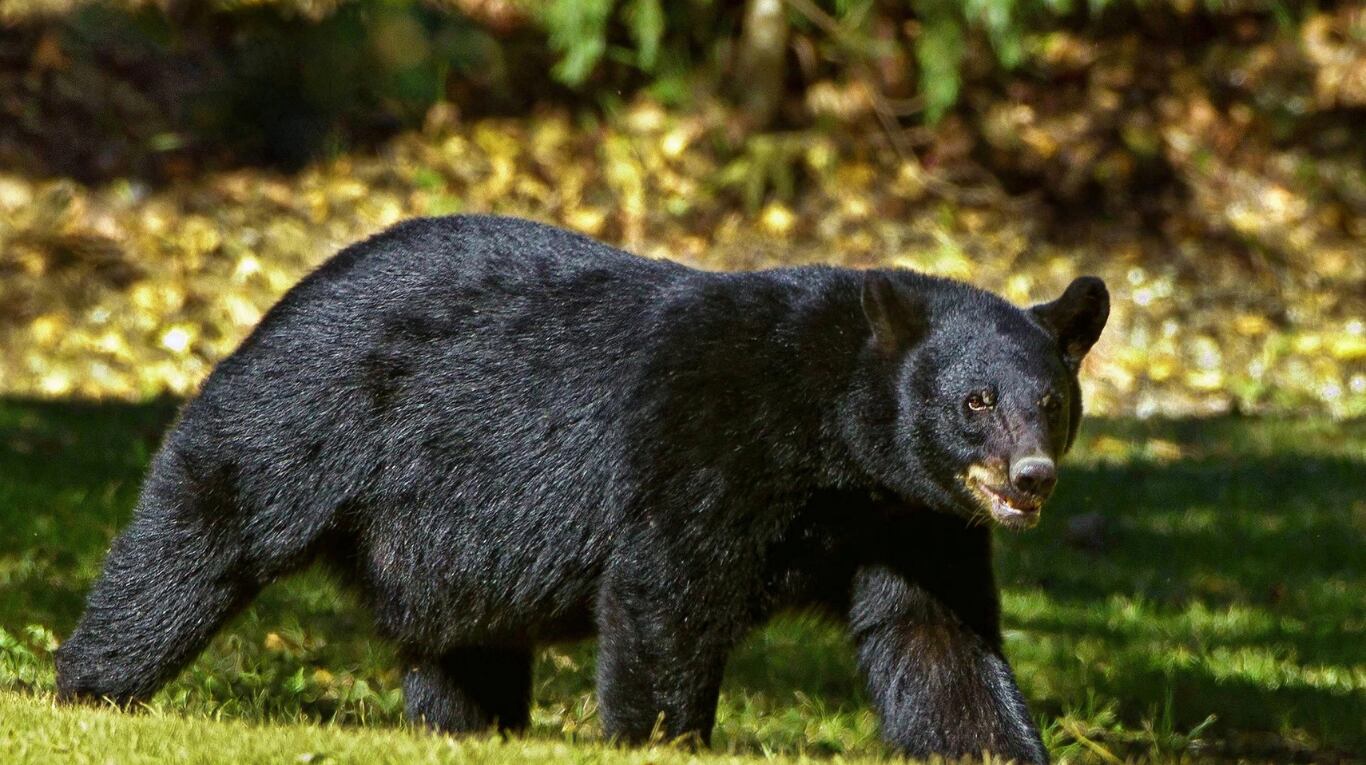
[844,271,1109,529]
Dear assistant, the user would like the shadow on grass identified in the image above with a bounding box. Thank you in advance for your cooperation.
[1,398,1362,760]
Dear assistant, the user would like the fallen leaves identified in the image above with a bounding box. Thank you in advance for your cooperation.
[0,92,1360,417]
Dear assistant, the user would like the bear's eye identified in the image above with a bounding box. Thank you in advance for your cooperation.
[965,389,996,412]
[1041,393,1061,413]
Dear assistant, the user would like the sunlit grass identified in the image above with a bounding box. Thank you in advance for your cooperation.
[0,399,1362,762]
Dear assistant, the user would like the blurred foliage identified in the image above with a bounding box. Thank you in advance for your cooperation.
[543,0,667,85]
[6,1,1363,128]
[1,98,1361,417]
[0,0,1362,418]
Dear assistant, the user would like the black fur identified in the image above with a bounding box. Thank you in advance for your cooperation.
[56,215,1108,763]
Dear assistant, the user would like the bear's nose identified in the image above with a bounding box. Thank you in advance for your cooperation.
[1010,456,1057,497]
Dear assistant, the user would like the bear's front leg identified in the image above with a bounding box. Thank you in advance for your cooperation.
[849,521,1048,763]
[594,568,735,747]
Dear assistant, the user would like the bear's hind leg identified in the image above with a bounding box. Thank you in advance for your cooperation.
[56,448,320,706]
[403,646,533,733]
[594,573,732,747]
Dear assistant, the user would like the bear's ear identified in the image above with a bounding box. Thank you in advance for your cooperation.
[861,271,927,354]
[1031,276,1110,370]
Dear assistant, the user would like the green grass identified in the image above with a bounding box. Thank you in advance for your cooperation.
[1,399,1362,763]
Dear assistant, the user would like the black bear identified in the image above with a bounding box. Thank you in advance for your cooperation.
[56,215,1108,763]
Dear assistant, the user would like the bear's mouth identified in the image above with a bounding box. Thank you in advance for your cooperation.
[965,466,1043,530]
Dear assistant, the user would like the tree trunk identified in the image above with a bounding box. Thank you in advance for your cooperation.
[732,0,790,131]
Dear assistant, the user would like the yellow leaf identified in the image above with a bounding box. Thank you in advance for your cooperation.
[1089,435,1130,459]
[565,207,607,236]
[29,314,65,344]
[160,325,196,355]
[1185,370,1224,391]
[1330,335,1366,361]
[1233,314,1271,335]
[39,369,74,396]
[660,127,693,159]
[1146,439,1184,462]
[760,202,795,237]
[1292,334,1323,354]
[1148,356,1177,382]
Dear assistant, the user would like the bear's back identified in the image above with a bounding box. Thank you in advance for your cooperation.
[157,216,719,641]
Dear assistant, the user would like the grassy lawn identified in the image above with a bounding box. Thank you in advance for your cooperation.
[0,399,1361,763]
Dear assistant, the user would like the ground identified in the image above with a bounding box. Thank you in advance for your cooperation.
[0,400,1361,763]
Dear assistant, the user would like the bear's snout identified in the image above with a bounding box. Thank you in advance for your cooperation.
[1009,456,1057,500]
